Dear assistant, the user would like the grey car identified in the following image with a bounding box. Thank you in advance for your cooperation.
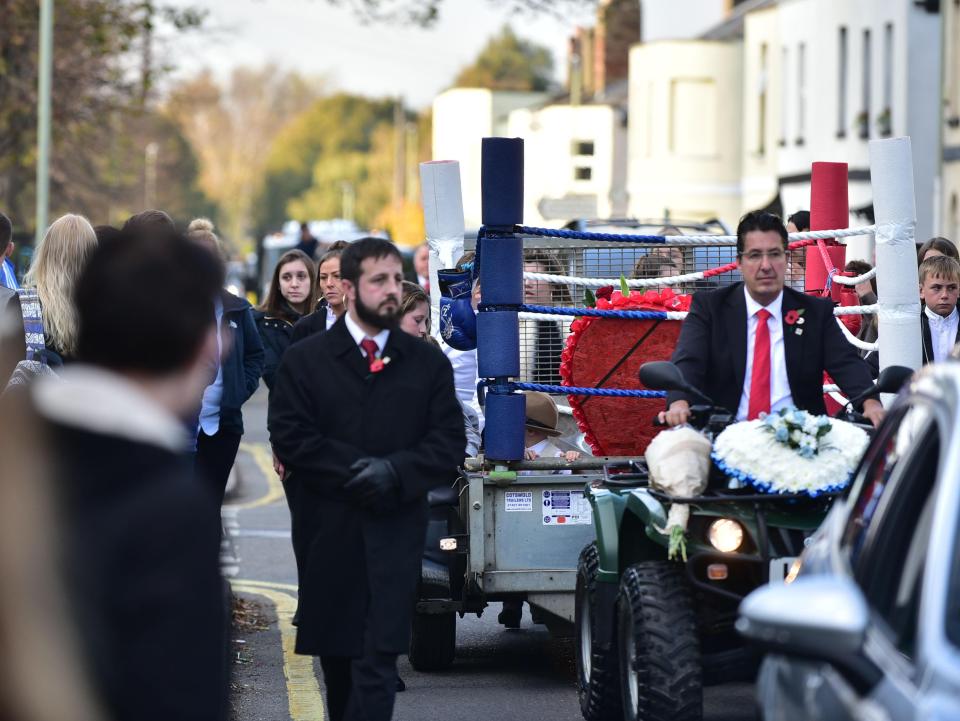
[737,362,960,721]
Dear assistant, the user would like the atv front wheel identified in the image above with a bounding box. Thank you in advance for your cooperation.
[617,561,702,721]
[575,543,621,721]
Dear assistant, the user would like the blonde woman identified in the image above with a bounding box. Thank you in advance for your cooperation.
[23,214,97,363]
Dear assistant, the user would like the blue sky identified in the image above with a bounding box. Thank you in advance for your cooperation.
[166,0,724,108]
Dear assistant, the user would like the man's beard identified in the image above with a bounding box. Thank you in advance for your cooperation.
[355,290,399,330]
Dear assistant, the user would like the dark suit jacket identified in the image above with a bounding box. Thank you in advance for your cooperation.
[289,304,329,345]
[920,310,960,365]
[668,283,875,415]
[268,317,465,656]
[50,424,227,721]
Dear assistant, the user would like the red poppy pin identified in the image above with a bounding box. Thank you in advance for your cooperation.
[784,308,805,335]
[370,356,391,373]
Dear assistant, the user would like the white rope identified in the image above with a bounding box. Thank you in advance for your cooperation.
[833,304,878,316]
[523,270,710,288]
[520,305,877,322]
[823,384,840,393]
[835,318,880,351]
[598,225,877,245]
[830,267,877,286]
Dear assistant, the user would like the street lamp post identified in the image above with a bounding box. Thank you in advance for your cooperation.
[35,0,54,244]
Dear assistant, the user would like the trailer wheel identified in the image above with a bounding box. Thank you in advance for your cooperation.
[575,543,621,721]
[617,561,702,721]
[409,612,456,671]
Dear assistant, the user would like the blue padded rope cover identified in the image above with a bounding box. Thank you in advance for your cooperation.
[481,138,524,227]
[485,391,526,460]
[477,311,520,378]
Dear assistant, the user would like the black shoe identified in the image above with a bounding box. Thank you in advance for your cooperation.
[396,675,406,692]
[498,602,522,629]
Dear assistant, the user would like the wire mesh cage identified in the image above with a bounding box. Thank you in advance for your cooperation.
[466,227,808,386]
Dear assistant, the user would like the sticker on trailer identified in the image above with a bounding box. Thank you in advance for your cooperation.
[542,490,592,525]
[505,491,533,512]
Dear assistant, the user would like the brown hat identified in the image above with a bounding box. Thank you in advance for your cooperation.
[524,391,562,437]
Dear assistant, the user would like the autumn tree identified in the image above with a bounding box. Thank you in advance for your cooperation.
[310,0,596,26]
[454,25,555,92]
[166,66,324,251]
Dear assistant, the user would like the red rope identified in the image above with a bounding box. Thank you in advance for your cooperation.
[700,238,817,279]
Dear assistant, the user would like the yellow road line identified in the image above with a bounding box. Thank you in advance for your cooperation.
[232,582,325,721]
[232,578,299,593]
[229,442,287,510]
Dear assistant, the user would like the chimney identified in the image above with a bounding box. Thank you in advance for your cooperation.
[594,0,642,95]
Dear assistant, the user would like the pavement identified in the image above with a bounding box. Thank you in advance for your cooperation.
[227,385,759,721]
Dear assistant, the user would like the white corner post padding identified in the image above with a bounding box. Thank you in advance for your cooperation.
[420,160,466,336]
[869,137,921,373]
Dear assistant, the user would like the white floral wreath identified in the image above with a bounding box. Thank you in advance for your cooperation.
[711,407,869,496]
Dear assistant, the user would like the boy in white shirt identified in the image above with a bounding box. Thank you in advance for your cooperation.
[919,255,960,365]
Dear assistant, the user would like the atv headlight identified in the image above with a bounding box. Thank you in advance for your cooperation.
[708,519,744,553]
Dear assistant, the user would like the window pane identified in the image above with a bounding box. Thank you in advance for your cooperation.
[842,404,932,566]
[574,166,592,181]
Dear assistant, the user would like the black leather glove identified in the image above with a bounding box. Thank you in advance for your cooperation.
[344,457,400,512]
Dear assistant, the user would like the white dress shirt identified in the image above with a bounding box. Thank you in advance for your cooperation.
[344,311,390,358]
[325,308,338,331]
[925,305,959,363]
[736,288,795,421]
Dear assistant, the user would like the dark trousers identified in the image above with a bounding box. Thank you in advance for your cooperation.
[320,638,399,721]
[195,428,242,509]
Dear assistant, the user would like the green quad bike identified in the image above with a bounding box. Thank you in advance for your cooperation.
[574,361,893,721]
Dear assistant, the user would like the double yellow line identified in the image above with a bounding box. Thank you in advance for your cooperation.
[231,579,325,721]
[230,442,286,510]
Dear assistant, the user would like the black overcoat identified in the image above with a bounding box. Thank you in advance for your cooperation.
[268,317,465,657]
[667,283,875,414]
[50,424,227,721]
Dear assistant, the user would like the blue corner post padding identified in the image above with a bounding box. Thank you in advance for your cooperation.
[477,311,520,378]
[485,392,526,460]
[479,235,523,305]
[481,137,524,228]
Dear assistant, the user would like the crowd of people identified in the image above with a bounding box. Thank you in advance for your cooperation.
[0,203,956,721]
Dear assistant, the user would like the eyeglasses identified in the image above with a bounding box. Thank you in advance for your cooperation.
[739,249,787,264]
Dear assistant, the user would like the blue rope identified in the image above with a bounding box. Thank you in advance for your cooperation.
[520,304,675,319]
[511,382,667,398]
[513,225,667,244]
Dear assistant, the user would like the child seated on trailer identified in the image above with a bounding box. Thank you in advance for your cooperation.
[522,391,580,473]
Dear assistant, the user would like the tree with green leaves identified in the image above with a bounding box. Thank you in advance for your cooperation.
[454,25,555,92]
[253,93,399,236]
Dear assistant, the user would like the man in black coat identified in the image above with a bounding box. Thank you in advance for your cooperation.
[33,227,228,721]
[660,211,883,428]
[269,237,464,721]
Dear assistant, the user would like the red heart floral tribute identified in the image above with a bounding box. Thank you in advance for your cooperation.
[560,287,691,456]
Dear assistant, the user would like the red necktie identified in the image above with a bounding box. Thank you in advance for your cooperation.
[748,309,772,420]
[359,338,379,370]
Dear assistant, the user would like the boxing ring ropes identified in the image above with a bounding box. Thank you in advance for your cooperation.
[420,136,922,460]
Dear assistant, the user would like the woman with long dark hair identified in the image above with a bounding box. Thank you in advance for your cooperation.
[254,249,317,390]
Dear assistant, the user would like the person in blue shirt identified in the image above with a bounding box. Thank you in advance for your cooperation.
[0,212,20,290]
[187,218,265,508]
